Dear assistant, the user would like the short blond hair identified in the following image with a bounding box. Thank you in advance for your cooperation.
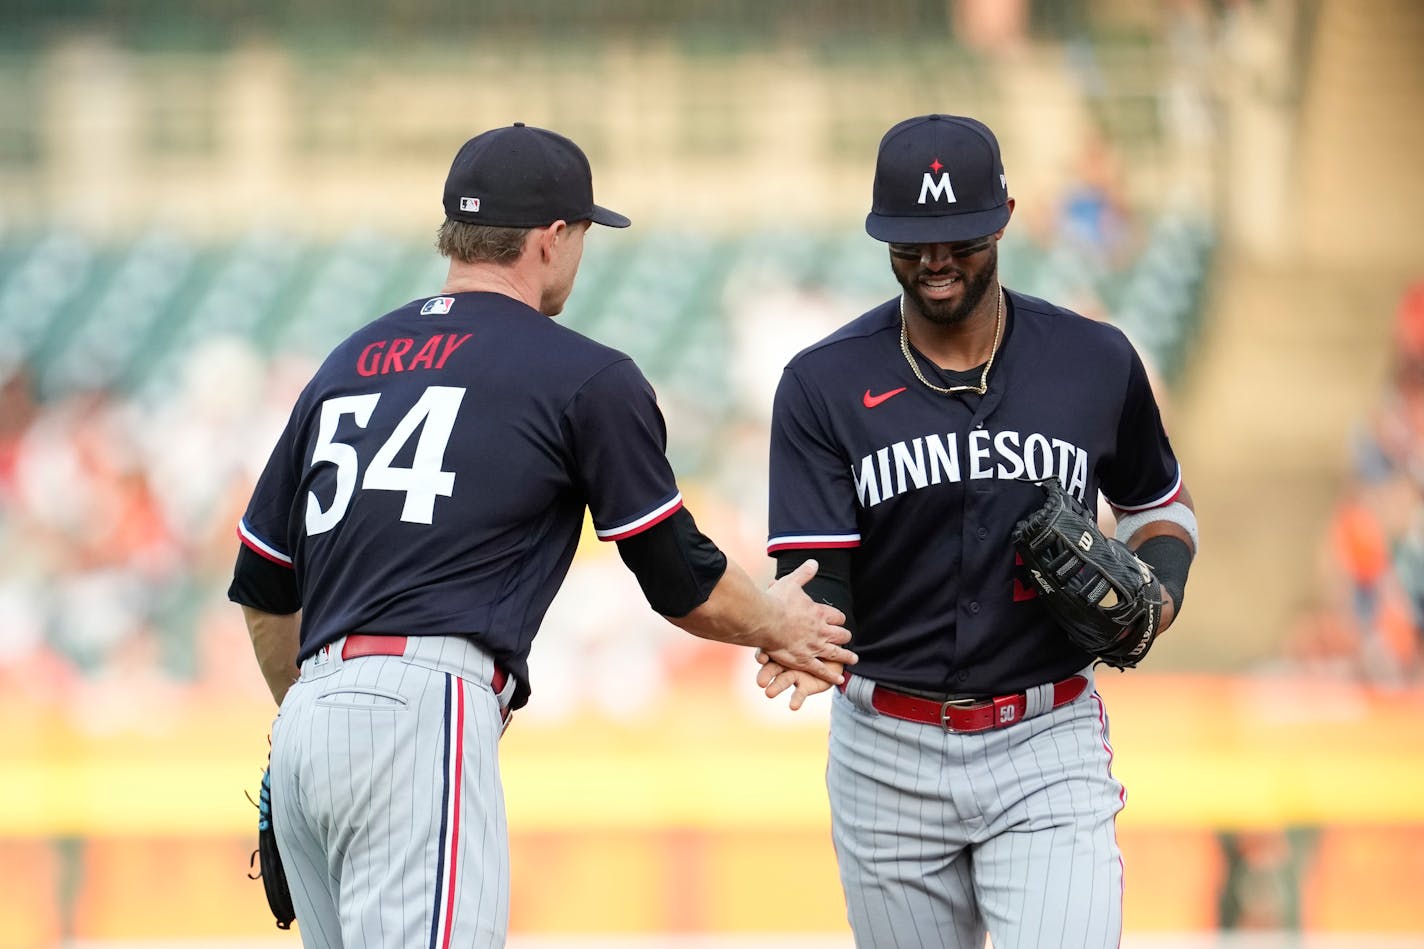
[435,219,530,264]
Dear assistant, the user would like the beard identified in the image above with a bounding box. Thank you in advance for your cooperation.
[893,244,998,326]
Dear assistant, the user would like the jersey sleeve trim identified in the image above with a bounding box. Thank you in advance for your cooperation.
[595,492,684,541]
[767,533,862,554]
[1109,464,1183,512]
[237,520,294,567]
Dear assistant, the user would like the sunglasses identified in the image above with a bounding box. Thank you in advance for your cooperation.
[888,237,995,261]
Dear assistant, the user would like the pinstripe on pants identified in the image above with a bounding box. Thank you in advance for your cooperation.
[270,635,512,949]
[827,672,1124,949]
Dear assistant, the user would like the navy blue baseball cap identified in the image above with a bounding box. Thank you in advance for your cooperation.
[443,122,630,229]
[865,114,1010,244]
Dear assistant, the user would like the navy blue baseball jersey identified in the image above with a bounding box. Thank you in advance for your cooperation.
[237,291,684,708]
[768,289,1180,695]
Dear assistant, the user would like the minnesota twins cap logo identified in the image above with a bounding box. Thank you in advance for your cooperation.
[866,114,1011,244]
[420,296,455,315]
[918,158,957,206]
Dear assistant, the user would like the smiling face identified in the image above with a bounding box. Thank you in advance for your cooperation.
[889,235,1000,326]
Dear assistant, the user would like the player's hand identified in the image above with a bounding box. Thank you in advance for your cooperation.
[763,559,856,686]
[1160,588,1178,631]
[755,649,841,711]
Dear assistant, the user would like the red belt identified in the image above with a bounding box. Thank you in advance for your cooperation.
[841,674,1088,733]
[340,634,508,695]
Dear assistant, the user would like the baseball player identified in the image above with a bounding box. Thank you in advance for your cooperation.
[227,123,854,949]
[755,114,1198,948]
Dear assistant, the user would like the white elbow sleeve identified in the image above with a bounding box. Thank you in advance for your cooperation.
[1114,501,1198,552]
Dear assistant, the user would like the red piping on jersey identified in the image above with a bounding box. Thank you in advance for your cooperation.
[1112,485,1181,514]
[439,677,466,949]
[598,498,684,542]
[1111,467,1184,513]
[1092,691,1126,810]
[766,539,862,553]
[1093,690,1127,948]
[235,526,294,568]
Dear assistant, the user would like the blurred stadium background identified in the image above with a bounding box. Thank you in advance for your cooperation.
[1,0,1422,946]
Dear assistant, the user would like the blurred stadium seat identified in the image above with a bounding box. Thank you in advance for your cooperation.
[0,217,1213,410]
[7,1,1424,943]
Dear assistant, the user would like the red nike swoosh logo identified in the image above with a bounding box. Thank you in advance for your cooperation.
[862,387,907,408]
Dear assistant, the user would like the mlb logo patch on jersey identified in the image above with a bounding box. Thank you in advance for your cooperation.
[420,296,455,315]
[459,197,480,212]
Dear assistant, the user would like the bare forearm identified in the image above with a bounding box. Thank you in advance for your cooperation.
[665,558,854,684]
[665,561,777,648]
[241,605,301,706]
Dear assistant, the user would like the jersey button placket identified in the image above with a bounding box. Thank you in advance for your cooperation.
[959,446,990,674]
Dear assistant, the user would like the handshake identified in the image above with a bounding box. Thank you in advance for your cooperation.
[751,559,855,711]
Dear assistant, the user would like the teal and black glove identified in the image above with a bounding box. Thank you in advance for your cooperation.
[248,763,295,930]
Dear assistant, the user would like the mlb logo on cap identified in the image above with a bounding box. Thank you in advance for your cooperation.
[442,122,630,229]
[865,114,1010,245]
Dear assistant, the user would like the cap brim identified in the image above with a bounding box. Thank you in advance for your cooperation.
[590,204,631,228]
[865,204,1009,244]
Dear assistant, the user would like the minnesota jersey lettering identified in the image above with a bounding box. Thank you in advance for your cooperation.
[852,428,1089,507]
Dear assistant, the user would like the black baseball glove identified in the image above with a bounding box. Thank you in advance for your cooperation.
[1012,477,1164,669]
[248,763,295,930]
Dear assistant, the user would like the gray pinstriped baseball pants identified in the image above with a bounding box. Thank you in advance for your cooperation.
[269,635,514,949]
[827,671,1125,949]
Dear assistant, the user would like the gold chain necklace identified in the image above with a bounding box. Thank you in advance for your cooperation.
[898,283,1003,396]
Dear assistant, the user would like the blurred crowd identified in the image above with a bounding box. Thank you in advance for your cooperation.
[0,0,1274,727]
[0,341,316,723]
[1289,282,1424,686]
[0,153,1212,726]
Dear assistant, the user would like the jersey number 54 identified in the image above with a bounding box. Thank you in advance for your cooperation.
[305,385,466,535]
